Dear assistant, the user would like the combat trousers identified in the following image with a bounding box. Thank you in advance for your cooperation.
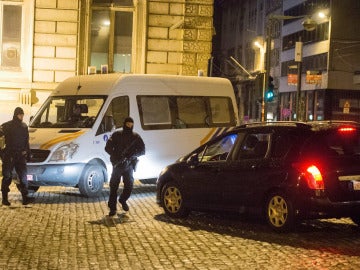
[108,164,134,212]
[1,153,29,198]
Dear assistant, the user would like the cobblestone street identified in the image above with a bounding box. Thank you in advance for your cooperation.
[0,182,359,270]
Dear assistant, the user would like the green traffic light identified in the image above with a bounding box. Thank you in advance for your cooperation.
[265,76,275,102]
[265,89,274,102]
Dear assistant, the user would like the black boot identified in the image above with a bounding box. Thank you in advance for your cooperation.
[119,198,129,211]
[2,193,11,206]
[22,196,35,205]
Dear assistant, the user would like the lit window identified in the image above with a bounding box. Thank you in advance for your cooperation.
[1,4,21,68]
[91,1,134,73]
[0,0,33,79]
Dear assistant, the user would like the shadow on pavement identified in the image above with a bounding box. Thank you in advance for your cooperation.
[88,213,135,227]
[154,212,360,257]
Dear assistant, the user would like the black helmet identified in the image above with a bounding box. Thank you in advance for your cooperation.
[13,107,24,116]
[124,117,134,124]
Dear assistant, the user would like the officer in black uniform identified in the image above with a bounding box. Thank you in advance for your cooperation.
[105,117,145,216]
[0,107,34,206]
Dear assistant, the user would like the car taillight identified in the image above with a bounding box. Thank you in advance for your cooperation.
[305,165,324,189]
[293,163,324,190]
[338,127,357,133]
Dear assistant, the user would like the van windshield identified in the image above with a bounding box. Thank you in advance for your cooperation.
[30,96,106,128]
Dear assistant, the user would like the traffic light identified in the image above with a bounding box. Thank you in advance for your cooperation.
[255,73,264,103]
[264,76,274,102]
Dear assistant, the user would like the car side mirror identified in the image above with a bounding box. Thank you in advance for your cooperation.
[187,153,199,166]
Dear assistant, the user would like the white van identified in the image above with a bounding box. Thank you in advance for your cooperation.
[27,74,238,196]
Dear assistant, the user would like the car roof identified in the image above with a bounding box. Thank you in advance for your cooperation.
[233,121,360,132]
[303,120,360,131]
[186,121,360,160]
[213,121,360,141]
[231,121,310,134]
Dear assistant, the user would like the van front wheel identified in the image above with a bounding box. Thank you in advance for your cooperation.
[78,163,104,197]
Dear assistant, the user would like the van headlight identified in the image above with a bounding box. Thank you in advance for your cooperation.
[49,143,79,161]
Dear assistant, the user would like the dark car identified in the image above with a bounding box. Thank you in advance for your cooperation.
[156,121,360,232]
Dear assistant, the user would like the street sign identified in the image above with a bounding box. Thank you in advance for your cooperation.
[287,74,297,85]
[306,70,322,84]
[343,101,350,114]
[295,42,303,62]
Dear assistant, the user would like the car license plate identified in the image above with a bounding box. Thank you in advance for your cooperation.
[27,175,33,181]
[353,181,360,190]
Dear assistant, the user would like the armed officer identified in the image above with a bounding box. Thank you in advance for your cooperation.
[105,117,145,216]
[0,107,34,206]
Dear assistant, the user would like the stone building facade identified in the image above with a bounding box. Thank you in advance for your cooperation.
[147,0,213,75]
[0,0,214,123]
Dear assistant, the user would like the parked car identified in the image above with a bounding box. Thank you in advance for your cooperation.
[156,121,360,232]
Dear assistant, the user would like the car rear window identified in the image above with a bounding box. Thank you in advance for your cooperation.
[302,128,360,157]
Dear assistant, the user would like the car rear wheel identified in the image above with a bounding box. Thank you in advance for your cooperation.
[265,192,295,232]
[350,216,360,226]
[161,182,189,218]
[78,163,105,197]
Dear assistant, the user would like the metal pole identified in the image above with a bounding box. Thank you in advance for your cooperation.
[296,61,302,120]
[261,72,266,121]
[295,38,303,121]
[262,25,272,122]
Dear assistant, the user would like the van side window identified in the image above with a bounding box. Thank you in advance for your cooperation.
[108,96,129,128]
[177,97,207,126]
[138,96,172,127]
[210,97,232,124]
[137,95,236,130]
